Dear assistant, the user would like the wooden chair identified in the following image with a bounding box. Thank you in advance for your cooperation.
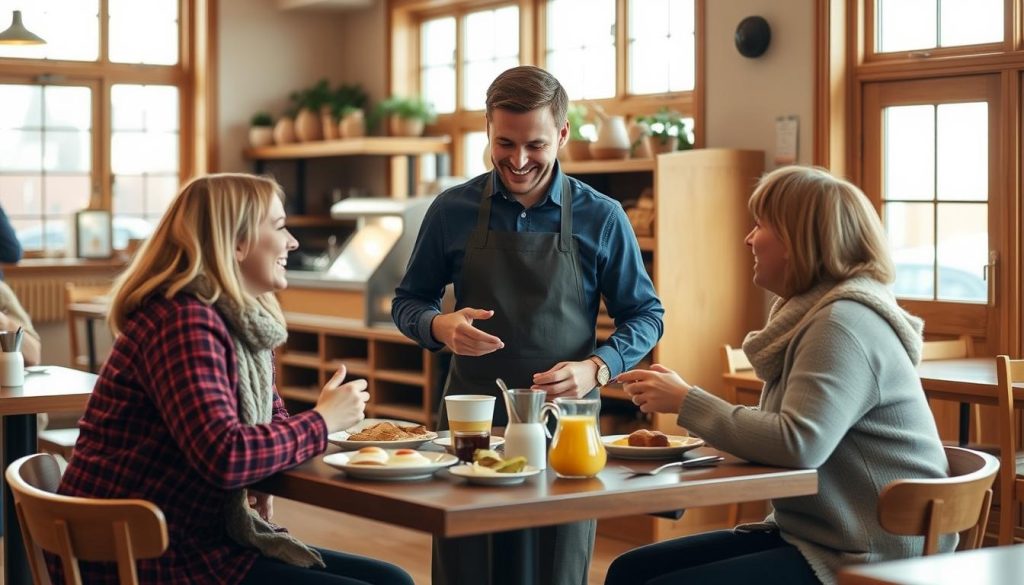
[720,343,764,525]
[878,446,999,555]
[995,355,1024,546]
[65,283,110,373]
[6,453,168,585]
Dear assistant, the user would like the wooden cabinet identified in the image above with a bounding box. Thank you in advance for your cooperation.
[275,313,441,425]
[564,149,765,544]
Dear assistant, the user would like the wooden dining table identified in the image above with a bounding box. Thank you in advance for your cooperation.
[2,366,96,585]
[723,357,1024,446]
[257,445,817,583]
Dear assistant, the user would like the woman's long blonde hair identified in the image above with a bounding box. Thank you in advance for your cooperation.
[748,166,895,297]
[108,173,286,334]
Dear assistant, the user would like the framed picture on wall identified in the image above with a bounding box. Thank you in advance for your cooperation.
[75,210,113,259]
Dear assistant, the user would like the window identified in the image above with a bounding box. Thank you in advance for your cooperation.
[852,1,1018,349]
[0,0,206,257]
[392,0,701,177]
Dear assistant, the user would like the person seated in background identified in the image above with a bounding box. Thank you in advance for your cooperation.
[609,166,949,585]
[0,203,23,280]
[51,174,413,585]
[0,280,41,365]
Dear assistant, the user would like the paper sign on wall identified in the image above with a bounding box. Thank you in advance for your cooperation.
[774,115,799,165]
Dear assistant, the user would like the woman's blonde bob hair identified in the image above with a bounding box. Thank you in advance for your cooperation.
[108,173,286,334]
[748,166,894,297]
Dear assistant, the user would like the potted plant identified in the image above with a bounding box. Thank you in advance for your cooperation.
[564,103,592,161]
[372,95,436,137]
[272,106,297,145]
[290,79,333,142]
[248,112,274,148]
[332,83,369,139]
[636,108,693,155]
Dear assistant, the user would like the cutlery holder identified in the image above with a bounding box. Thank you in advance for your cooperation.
[0,351,24,387]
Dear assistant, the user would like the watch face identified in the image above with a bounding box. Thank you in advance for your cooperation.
[597,366,610,385]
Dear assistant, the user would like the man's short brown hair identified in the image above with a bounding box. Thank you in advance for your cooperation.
[485,65,569,128]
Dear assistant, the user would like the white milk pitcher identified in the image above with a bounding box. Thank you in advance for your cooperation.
[502,389,557,470]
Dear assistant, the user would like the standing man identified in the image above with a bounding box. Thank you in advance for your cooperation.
[0,204,23,280]
[393,66,664,585]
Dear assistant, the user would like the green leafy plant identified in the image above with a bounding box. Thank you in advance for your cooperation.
[371,95,437,127]
[250,112,273,127]
[289,78,333,112]
[331,83,368,118]
[636,108,693,150]
[567,103,591,141]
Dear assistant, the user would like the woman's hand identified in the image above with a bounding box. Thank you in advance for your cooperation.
[248,491,273,521]
[617,364,692,414]
[314,365,369,432]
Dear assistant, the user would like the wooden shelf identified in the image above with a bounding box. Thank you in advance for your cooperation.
[372,403,428,423]
[286,215,354,228]
[279,352,321,368]
[279,385,319,403]
[636,236,655,251]
[375,369,427,386]
[324,358,372,378]
[244,136,452,160]
[561,158,655,175]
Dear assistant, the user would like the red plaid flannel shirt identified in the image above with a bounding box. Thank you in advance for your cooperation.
[50,293,328,584]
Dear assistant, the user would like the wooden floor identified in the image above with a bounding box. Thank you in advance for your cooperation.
[0,497,637,584]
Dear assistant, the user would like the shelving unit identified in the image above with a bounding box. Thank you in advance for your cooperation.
[566,149,765,544]
[275,312,441,425]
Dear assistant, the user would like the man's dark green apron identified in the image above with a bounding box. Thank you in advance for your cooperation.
[433,174,597,585]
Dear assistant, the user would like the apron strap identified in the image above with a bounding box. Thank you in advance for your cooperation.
[470,172,572,251]
[558,176,571,252]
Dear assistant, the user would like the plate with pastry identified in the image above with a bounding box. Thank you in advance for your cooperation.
[323,447,458,481]
[447,450,541,486]
[602,429,705,460]
[328,418,438,450]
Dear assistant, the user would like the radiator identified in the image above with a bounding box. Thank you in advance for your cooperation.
[8,277,110,324]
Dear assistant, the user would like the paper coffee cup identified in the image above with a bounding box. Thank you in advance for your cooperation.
[445,394,495,432]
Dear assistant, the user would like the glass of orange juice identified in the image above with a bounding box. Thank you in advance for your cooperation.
[548,397,606,478]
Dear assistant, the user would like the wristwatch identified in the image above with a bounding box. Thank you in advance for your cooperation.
[588,356,611,386]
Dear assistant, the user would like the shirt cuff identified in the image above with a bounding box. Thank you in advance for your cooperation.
[417,310,445,351]
[676,386,727,433]
[592,346,623,378]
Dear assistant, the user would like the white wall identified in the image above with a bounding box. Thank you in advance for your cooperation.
[704,0,815,169]
[217,0,387,172]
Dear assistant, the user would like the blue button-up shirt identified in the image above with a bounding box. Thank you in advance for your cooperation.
[392,163,664,377]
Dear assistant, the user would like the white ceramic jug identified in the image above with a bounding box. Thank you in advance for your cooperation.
[503,389,557,469]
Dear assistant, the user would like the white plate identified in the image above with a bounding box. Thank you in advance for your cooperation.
[601,435,705,460]
[448,464,542,486]
[432,436,505,453]
[323,450,458,481]
[328,418,438,450]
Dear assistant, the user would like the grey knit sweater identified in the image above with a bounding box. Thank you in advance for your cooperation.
[678,300,950,585]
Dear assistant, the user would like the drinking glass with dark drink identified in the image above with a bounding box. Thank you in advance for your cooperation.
[454,430,490,462]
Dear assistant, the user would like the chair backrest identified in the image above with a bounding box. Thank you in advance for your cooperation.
[721,344,753,374]
[6,453,169,585]
[995,355,1024,545]
[64,283,110,373]
[877,446,999,555]
[921,335,974,361]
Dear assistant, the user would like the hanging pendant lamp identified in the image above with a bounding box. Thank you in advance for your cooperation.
[0,10,46,45]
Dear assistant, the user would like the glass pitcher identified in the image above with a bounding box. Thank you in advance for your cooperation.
[547,397,606,478]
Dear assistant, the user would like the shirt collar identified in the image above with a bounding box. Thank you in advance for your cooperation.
[489,160,565,208]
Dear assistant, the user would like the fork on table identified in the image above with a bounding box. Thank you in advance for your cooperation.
[620,455,725,477]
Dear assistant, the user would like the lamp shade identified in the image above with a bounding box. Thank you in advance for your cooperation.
[0,10,46,45]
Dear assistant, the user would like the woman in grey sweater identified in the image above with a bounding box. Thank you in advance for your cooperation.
[607,166,949,585]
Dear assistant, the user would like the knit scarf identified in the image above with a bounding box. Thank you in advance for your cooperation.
[742,276,924,386]
[185,278,325,569]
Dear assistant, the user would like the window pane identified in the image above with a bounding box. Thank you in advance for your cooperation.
[883,105,934,201]
[421,17,455,66]
[887,202,935,299]
[0,1,99,61]
[109,0,179,65]
[940,0,1002,47]
[877,0,935,52]
[464,131,489,178]
[422,66,456,115]
[936,102,987,201]
[547,0,615,100]
[45,86,92,130]
[628,0,695,94]
[43,175,90,216]
[461,7,520,111]
[0,85,41,128]
[43,131,90,172]
[0,131,43,172]
[936,203,987,302]
[0,176,42,215]
[111,84,180,231]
